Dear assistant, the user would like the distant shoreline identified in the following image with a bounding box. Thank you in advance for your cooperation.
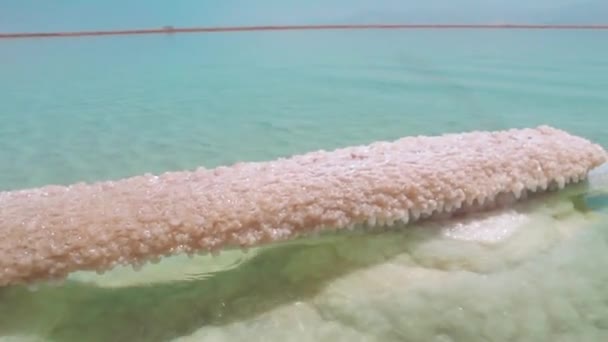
[2,24,608,40]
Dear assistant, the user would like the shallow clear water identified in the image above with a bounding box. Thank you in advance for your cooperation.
[1,30,608,341]
[1,30,607,190]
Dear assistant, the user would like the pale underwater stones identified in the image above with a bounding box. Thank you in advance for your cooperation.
[171,195,605,342]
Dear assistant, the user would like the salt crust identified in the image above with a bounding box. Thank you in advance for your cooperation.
[0,126,605,286]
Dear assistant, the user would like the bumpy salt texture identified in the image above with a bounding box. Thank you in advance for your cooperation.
[0,125,605,286]
[0,168,607,342]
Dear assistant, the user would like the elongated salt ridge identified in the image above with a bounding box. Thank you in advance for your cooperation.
[0,126,606,286]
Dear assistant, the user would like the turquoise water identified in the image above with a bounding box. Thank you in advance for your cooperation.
[1,30,608,341]
[1,30,607,190]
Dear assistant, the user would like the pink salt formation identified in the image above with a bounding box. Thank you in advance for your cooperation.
[0,126,606,286]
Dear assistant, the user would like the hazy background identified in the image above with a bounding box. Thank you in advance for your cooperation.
[0,0,606,32]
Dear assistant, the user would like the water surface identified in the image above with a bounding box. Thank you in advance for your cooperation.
[1,30,607,341]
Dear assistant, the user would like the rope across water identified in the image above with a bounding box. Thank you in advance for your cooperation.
[2,24,608,40]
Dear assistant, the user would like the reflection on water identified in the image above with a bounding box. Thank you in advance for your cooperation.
[1,183,607,341]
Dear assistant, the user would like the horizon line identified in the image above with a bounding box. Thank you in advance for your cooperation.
[2,24,608,40]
